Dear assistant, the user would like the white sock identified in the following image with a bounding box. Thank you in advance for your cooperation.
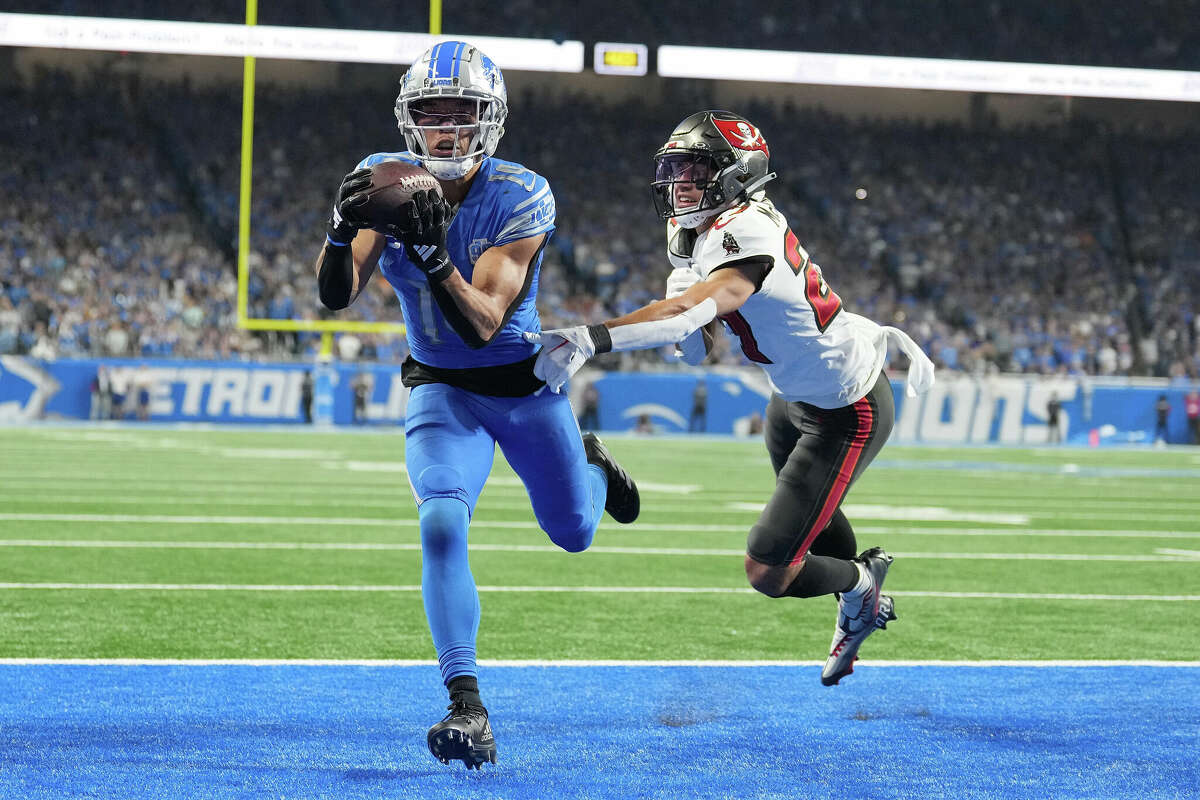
[844,562,871,597]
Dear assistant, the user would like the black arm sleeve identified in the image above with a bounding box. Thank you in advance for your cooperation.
[428,279,488,349]
[427,238,546,350]
[317,244,355,310]
[710,255,774,293]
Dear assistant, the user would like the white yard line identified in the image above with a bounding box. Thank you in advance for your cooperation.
[0,538,1195,562]
[1155,548,1200,558]
[0,582,1195,600]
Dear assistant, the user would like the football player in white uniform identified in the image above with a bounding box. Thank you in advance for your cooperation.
[526,110,934,685]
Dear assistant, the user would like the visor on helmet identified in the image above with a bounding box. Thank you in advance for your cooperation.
[652,152,725,226]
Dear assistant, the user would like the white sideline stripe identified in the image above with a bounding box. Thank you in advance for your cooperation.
[0,539,742,556]
[3,513,1198,540]
[856,526,1200,539]
[0,513,748,532]
[728,503,1031,525]
[894,591,1200,600]
[0,539,1195,562]
[4,491,1200,515]
[14,494,1198,523]
[893,553,1199,562]
[0,513,408,527]
[338,463,702,494]
[0,583,1196,601]
[0,658,1196,668]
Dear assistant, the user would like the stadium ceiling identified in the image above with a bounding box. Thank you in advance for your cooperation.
[3,13,1200,101]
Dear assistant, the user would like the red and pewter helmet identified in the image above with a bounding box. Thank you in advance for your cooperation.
[651,110,776,229]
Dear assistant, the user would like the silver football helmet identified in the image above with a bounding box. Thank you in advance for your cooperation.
[395,40,508,180]
[652,110,776,229]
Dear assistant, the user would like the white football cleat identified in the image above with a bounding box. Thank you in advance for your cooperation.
[821,547,897,686]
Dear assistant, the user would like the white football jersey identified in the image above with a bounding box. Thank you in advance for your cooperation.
[667,196,888,409]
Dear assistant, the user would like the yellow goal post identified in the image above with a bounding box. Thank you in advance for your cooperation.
[234,0,446,350]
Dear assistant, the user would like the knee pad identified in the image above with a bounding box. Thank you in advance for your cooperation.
[541,511,594,553]
[414,464,468,504]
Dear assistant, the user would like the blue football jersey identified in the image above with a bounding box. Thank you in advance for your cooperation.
[356,152,555,368]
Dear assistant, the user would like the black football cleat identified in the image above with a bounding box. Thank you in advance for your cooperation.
[427,701,497,770]
[582,432,640,523]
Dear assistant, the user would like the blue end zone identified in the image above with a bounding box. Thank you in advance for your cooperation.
[1,665,1196,799]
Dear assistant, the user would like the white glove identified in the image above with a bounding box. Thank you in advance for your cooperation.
[523,327,597,393]
[665,267,700,299]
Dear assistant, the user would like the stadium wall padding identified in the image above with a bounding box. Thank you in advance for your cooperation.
[0,357,1194,444]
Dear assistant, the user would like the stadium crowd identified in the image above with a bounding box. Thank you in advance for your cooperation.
[8,0,1199,70]
[2,70,1198,379]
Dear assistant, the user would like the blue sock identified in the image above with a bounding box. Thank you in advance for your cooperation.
[418,496,480,685]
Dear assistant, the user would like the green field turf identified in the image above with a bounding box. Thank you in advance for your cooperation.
[1,425,1198,662]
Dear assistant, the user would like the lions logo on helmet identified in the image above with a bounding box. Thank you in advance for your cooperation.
[651,110,776,229]
[394,41,509,180]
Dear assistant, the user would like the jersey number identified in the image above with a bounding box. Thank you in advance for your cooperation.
[488,163,537,191]
[785,229,842,332]
[719,310,773,364]
[403,278,442,344]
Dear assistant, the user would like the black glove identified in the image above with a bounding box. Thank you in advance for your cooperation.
[325,168,373,246]
[385,189,455,282]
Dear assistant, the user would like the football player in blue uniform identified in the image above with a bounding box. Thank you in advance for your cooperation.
[312,41,640,770]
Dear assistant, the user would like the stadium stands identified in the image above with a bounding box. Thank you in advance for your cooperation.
[1,68,1197,377]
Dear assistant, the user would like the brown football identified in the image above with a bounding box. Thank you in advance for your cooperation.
[360,160,442,229]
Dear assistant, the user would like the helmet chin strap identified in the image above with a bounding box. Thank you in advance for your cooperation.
[675,207,721,230]
[420,154,480,181]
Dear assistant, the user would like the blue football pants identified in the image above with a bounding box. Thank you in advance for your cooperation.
[404,383,608,686]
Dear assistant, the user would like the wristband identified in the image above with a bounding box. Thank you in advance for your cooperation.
[587,324,613,355]
[424,256,455,283]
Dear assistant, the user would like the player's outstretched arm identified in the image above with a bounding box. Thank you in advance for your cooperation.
[315,169,384,310]
[610,260,760,330]
[526,260,761,391]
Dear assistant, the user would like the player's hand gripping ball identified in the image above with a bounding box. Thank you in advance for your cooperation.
[351,161,456,282]
[358,160,444,235]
